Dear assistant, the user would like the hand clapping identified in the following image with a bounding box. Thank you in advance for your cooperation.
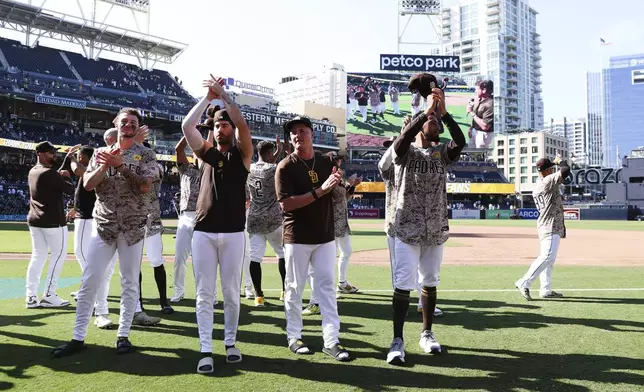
[321,166,342,194]
[96,149,123,168]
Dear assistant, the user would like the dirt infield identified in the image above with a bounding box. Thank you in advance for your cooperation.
[351,223,642,267]
[1,224,641,267]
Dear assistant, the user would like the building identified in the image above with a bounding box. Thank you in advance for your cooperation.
[491,130,569,194]
[275,63,347,114]
[586,53,644,167]
[440,0,544,132]
[606,157,644,209]
[543,118,587,166]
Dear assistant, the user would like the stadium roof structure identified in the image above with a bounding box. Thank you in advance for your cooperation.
[0,0,187,65]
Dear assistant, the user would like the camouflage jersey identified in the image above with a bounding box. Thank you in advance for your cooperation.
[178,162,201,213]
[533,170,565,238]
[145,164,163,237]
[87,143,157,246]
[331,183,352,238]
[378,145,397,237]
[392,143,456,247]
[246,161,282,234]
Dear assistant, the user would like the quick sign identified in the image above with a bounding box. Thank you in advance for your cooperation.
[380,54,461,73]
[225,77,275,96]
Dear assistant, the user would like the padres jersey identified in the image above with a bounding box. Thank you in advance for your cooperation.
[246,161,282,234]
[392,143,455,246]
[331,184,351,238]
[146,164,163,237]
[178,162,201,213]
[378,145,397,237]
[86,143,157,246]
[533,171,565,238]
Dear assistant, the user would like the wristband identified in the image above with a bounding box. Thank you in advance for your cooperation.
[311,189,319,200]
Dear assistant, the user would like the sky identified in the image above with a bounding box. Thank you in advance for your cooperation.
[2,0,644,122]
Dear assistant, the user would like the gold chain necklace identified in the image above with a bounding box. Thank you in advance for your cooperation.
[298,154,318,184]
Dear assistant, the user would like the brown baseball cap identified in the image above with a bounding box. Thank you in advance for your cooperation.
[383,136,397,148]
[283,116,313,133]
[212,109,235,128]
[407,73,439,98]
[536,158,555,172]
[196,117,215,131]
[35,141,59,153]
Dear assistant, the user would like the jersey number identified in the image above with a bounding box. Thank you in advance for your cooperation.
[254,180,263,198]
[534,194,546,212]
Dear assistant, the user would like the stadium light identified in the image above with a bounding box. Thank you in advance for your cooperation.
[399,0,441,15]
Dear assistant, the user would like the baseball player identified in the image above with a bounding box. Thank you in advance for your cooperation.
[380,134,444,319]
[25,141,75,308]
[388,83,400,115]
[242,188,254,300]
[181,75,253,374]
[382,73,466,365]
[52,108,158,358]
[515,155,570,300]
[276,116,351,362]
[246,137,286,306]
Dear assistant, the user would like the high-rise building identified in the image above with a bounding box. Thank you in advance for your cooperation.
[491,130,568,193]
[586,54,644,167]
[543,118,587,166]
[275,63,347,114]
[440,0,543,132]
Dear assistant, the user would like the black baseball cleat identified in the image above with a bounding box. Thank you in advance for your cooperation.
[115,337,136,355]
[51,339,86,358]
[161,304,174,315]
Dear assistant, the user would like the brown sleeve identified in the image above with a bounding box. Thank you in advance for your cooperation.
[47,169,75,195]
[480,101,494,126]
[275,161,294,202]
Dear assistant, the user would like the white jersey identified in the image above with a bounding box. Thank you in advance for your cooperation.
[533,171,565,238]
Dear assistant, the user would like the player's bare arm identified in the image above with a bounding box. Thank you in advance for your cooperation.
[209,75,253,170]
[274,135,283,158]
[181,87,215,156]
[175,137,189,165]
[83,150,109,191]
[279,166,343,213]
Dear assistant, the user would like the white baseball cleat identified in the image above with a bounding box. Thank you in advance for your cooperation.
[93,315,114,329]
[244,287,255,300]
[419,330,442,354]
[39,294,70,308]
[26,296,39,309]
[169,293,184,303]
[386,337,406,365]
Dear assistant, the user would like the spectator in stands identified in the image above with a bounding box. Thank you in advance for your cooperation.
[467,79,494,149]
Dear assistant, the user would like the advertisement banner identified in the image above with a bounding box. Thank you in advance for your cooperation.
[485,210,513,219]
[35,95,87,109]
[452,209,480,219]
[355,182,515,194]
[564,208,580,220]
[380,54,461,73]
[240,110,337,134]
[518,208,540,220]
[0,214,26,221]
[348,209,380,219]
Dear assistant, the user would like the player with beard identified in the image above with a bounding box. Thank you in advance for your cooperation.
[382,73,466,365]
[52,108,157,358]
[246,137,286,306]
[25,141,75,308]
[182,75,253,374]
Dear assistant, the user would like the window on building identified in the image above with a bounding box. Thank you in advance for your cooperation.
[497,140,504,146]
[531,136,538,143]
[509,176,515,183]
[532,176,538,183]
[509,148,515,155]
[520,157,527,164]
[509,139,515,146]
[510,167,515,174]
[521,167,527,174]
[532,146,538,153]
[520,147,528,154]
[497,158,505,165]
[532,167,537,173]
[521,176,527,184]
[497,148,505,155]
[520,138,527,145]
[509,157,515,164]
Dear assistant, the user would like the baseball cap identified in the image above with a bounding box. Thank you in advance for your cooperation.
[35,141,59,153]
[283,116,313,133]
[383,136,397,148]
[196,117,215,131]
[407,73,440,98]
[212,109,235,128]
[536,158,555,172]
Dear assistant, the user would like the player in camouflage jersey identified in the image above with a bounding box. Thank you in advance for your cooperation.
[246,137,286,306]
[515,155,570,300]
[52,108,158,358]
[382,74,466,365]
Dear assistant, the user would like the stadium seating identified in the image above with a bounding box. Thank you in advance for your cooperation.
[0,39,75,79]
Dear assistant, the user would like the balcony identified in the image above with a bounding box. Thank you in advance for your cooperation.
[486,5,500,15]
[532,52,542,60]
[507,57,517,66]
[487,15,500,23]
[487,0,500,5]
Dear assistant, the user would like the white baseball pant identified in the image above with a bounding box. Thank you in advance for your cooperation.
[346,105,352,121]
[73,222,144,340]
[173,211,197,297]
[392,101,400,114]
[74,218,117,316]
[308,233,352,304]
[392,238,444,291]
[386,235,422,307]
[249,226,285,262]
[192,231,245,352]
[516,234,561,296]
[284,241,340,349]
[468,128,478,148]
[476,131,493,149]
[411,106,420,116]
[359,106,368,121]
[379,103,386,113]
[144,232,165,267]
[26,225,68,297]
[370,103,379,114]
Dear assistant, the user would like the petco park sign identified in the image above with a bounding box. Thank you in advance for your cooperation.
[380,54,461,73]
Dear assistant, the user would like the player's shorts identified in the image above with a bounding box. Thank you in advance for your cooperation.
[391,237,443,291]
[144,232,164,267]
[476,130,493,149]
[249,226,285,262]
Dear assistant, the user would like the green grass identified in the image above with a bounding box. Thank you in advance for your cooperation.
[1,259,643,391]
[347,93,472,142]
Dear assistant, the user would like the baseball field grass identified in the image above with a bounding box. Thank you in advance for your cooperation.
[1,219,643,391]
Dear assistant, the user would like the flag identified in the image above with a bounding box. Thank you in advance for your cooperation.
[600,38,612,46]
